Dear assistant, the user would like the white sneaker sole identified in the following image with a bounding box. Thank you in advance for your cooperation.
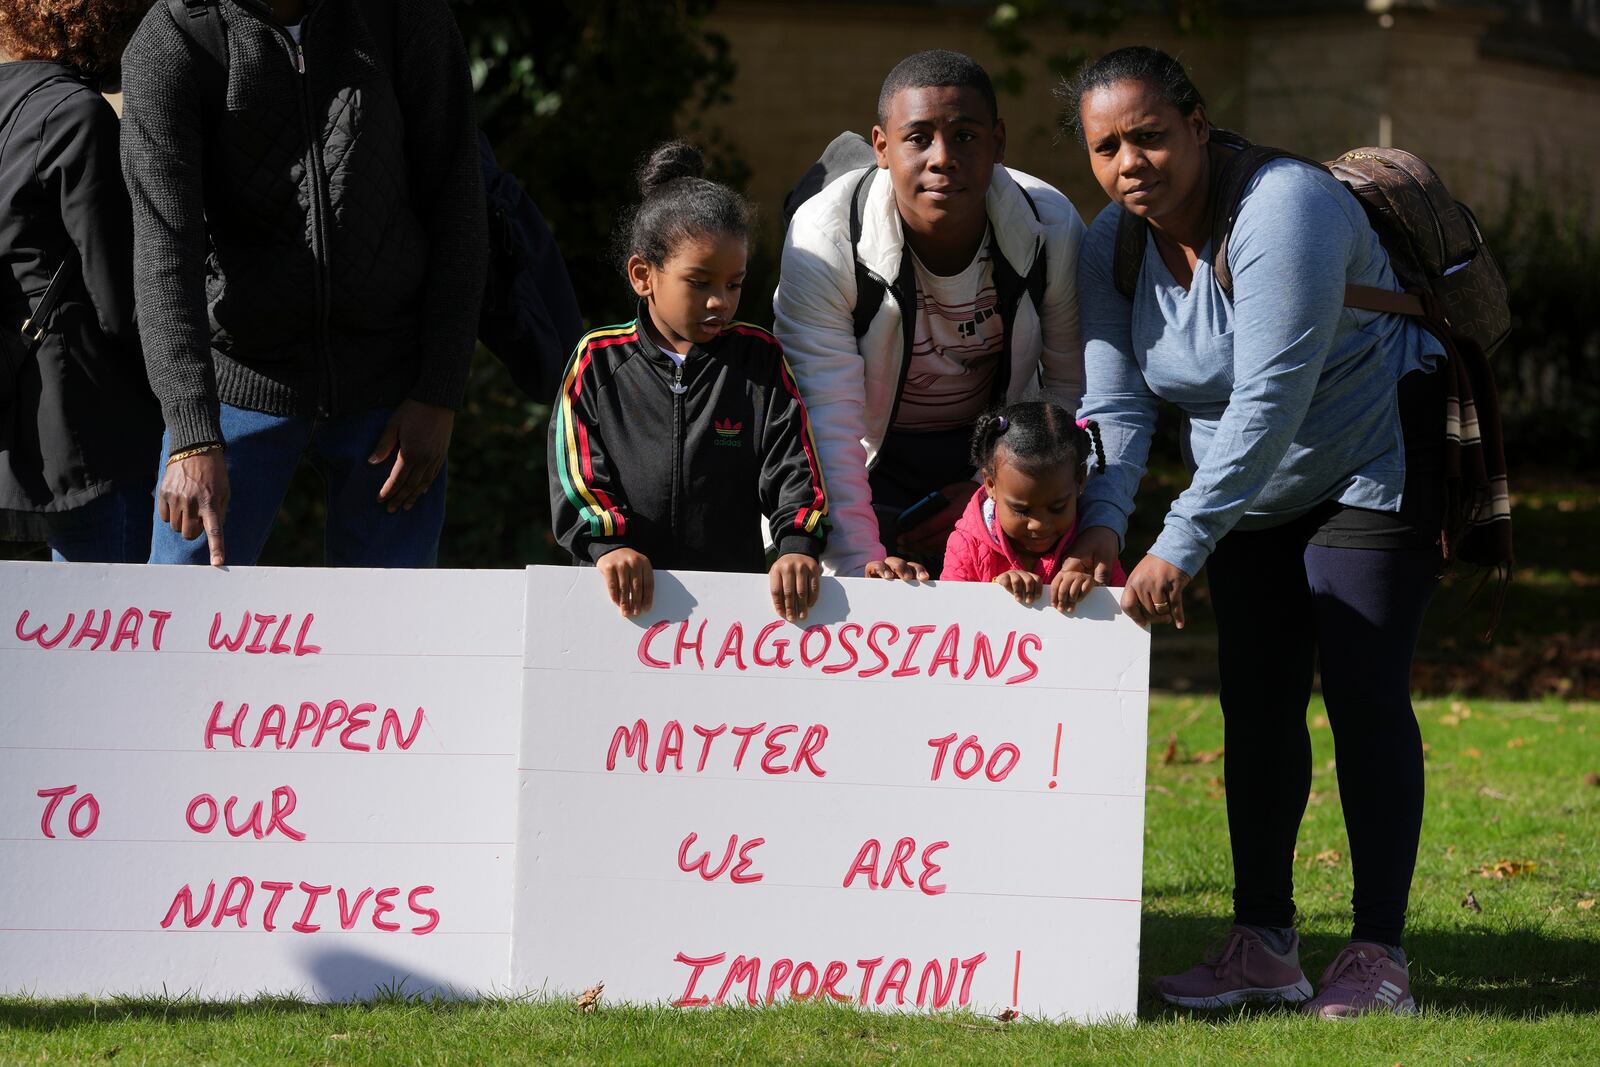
[1160,977,1315,1009]
[1315,995,1418,1019]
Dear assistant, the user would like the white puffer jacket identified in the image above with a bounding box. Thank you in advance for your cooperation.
[774,163,1087,576]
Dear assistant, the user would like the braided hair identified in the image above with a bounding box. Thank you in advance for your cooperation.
[970,401,1105,482]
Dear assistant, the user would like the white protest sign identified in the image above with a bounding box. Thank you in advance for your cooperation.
[512,567,1150,1022]
[0,562,524,1000]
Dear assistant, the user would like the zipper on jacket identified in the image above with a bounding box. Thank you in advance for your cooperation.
[671,360,686,545]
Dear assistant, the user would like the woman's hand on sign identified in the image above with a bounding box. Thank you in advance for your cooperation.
[1123,553,1191,629]
[1064,524,1122,587]
[1050,567,1095,613]
[865,556,929,581]
[159,449,230,567]
[994,568,1042,605]
[770,552,820,622]
[897,480,979,557]
[597,547,653,618]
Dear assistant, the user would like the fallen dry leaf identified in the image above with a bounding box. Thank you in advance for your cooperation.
[575,982,604,1013]
[997,1008,1020,1023]
[1161,735,1178,766]
[1461,890,1482,913]
[1311,714,1329,729]
[1578,898,1596,911]
[1439,714,1461,727]
[1192,747,1224,765]
[1309,849,1342,870]
[1450,700,1474,717]
[1477,859,1538,879]
[1583,772,1599,788]
[1506,737,1526,749]
[1479,786,1511,800]
[1463,748,1484,760]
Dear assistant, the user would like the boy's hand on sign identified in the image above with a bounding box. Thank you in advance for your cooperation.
[993,569,1042,605]
[370,399,455,513]
[769,552,821,622]
[159,450,230,567]
[1123,554,1189,629]
[897,480,979,556]
[1051,568,1094,613]
[597,547,653,618]
[865,556,929,581]
[1064,525,1121,587]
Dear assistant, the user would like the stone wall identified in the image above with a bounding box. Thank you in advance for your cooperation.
[700,1,1600,232]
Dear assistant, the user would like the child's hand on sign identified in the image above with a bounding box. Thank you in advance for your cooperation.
[993,569,1042,605]
[864,556,929,581]
[1051,568,1094,614]
[597,547,654,618]
[769,552,820,622]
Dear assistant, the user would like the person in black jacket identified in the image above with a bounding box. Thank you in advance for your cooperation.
[0,1,160,561]
[550,142,829,621]
[120,0,485,568]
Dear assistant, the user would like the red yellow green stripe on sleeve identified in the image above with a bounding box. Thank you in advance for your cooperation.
[731,322,830,535]
[554,323,639,539]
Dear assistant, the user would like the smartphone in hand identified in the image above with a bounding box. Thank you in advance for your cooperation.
[896,490,949,532]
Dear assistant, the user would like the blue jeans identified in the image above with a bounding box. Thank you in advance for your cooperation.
[48,481,156,563]
[148,404,446,568]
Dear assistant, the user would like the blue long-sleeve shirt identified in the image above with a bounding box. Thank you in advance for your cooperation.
[1076,159,1443,577]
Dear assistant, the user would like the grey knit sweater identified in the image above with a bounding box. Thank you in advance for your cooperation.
[120,0,487,452]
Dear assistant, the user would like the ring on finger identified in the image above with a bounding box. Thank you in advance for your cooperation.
[1152,601,1172,614]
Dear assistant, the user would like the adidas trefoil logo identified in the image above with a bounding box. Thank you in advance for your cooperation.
[713,418,743,447]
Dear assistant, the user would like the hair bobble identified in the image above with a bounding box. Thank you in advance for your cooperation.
[995,415,1010,432]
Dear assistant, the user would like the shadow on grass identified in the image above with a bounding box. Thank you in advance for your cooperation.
[1137,913,1600,1021]
[0,947,475,1031]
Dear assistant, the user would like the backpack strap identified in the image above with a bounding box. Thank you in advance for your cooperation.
[988,184,1047,402]
[166,0,228,144]
[847,167,919,433]
[847,167,883,341]
[1111,208,1145,301]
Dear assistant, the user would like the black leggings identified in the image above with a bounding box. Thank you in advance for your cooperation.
[1206,514,1439,947]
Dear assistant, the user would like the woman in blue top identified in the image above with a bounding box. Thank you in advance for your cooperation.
[1064,47,1444,1018]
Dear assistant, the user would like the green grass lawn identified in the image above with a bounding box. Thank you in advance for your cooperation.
[4,694,1596,1065]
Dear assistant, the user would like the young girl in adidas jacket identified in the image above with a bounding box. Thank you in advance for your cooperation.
[549,142,829,621]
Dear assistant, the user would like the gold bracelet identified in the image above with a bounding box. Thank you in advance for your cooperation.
[166,443,224,467]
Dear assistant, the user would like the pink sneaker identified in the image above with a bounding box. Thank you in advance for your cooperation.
[1154,925,1314,1009]
[1303,942,1417,1019]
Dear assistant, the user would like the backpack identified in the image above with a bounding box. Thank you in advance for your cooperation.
[1111,129,1511,357]
[783,131,1048,420]
[477,133,584,400]
[163,0,582,401]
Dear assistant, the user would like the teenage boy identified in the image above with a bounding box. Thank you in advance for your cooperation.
[775,49,1085,578]
[121,0,485,567]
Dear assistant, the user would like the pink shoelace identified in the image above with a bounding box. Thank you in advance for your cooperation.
[1320,947,1386,992]
[1205,930,1259,976]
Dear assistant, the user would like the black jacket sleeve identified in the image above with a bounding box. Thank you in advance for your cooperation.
[394,0,487,410]
[759,351,830,559]
[548,343,635,563]
[120,7,220,451]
